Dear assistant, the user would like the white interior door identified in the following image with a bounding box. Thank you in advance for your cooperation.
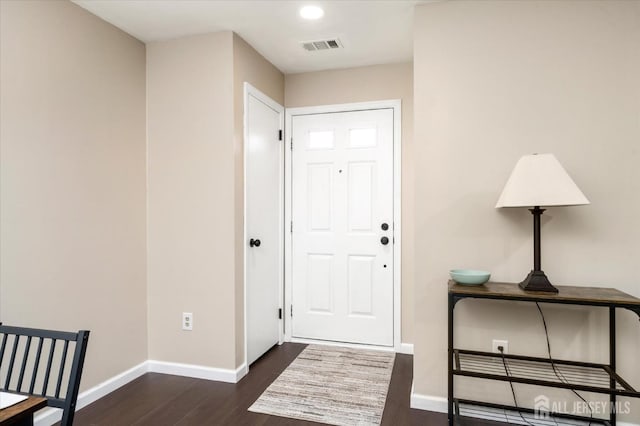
[245,86,283,365]
[291,108,394,346]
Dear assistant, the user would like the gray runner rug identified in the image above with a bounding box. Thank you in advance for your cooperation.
[248,344,396,425]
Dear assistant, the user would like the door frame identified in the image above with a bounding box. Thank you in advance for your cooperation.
[243,82,285,371]
[284,100,403,351]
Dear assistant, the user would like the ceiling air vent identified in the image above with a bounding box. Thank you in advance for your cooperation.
[301,39,343,52]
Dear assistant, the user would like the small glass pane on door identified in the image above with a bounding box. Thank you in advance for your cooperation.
[349,128,377,148]
[308,130,334,150]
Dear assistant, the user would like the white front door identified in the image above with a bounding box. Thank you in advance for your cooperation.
[291,108,394,346]
[245,86,283,365]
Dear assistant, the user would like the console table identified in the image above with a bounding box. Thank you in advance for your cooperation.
[448,280,640,425]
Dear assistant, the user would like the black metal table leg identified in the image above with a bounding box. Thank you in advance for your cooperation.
[610,306,616,425]
[448,293,455,425]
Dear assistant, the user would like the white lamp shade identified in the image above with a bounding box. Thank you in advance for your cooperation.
[496,153,590,208]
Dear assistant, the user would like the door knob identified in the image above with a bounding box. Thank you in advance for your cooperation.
[381,222,389,231]
[249,238,261,247]
[380,236,389,245]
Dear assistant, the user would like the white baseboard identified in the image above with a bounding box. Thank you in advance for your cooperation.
[235,363,248,381]
[33,358,248,426]
[397,342,414,355]
[409,383,447,413]
[34,361,148,426]
[147,360,247,383]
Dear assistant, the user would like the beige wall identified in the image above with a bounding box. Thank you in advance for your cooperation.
[146,32,284,370]
[285,63,415,344]
[413,1,640,421]
[146,32,237,368]
[0,0,147,391]
[232,34,285,366]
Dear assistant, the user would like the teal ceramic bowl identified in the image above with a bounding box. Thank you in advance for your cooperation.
[450,269,491,285]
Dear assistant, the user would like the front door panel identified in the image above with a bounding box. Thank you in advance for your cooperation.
[291,109,394,346]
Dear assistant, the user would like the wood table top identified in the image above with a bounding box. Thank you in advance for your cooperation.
[448,280,640,306]
[0,396,47,424]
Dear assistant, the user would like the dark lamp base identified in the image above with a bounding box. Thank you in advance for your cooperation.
[519,270,559,293]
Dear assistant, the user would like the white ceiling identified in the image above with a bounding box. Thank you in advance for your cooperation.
[72,0,429,74]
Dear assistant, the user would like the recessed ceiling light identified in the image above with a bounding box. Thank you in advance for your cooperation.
[300,5,324,20]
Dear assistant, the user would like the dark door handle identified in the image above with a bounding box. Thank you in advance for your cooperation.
[381,222,389,231]
[249,238,261,247]
[380,236,389,245]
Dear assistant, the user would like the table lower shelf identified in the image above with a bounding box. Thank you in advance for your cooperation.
[453,349,638,397]
[453,399,611,426]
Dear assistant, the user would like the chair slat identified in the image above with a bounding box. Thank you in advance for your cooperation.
[4,335,20,389]
[42,338,57,396]
[17,335,32,391]
[0,332,7,364]
[55,340,69,398]
[29,337,44,394]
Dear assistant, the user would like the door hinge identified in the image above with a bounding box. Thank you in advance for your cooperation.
[278,129,283,141]
[290,140,293,150]
[278,308,282,319]
[290,305,293,317]
[290,221,293,233]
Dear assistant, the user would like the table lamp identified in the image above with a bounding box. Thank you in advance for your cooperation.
[496,153,589,293]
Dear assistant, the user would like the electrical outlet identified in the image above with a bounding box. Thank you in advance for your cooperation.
[492,339,508,354]
[182,312,193,331]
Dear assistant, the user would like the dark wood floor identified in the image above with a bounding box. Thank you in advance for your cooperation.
[71,343,448,425]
